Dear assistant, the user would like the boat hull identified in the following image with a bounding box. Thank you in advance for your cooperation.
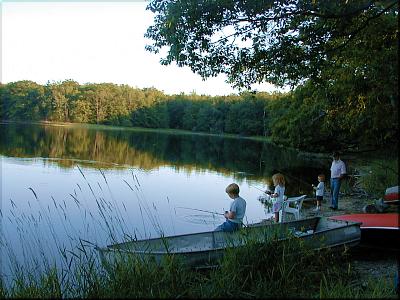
[330,213,399,250]
[97,216,361,268]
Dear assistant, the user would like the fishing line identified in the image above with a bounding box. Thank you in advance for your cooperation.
[175,206,224,216]
[179,214,224,225]
[276,169,313,186]
[249,184,267,193]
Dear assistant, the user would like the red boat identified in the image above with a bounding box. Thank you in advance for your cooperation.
[383,186,399,204]
[330,213,399,249]
[363,186,399,213]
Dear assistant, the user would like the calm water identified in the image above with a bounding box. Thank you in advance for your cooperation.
[1,122,329,277]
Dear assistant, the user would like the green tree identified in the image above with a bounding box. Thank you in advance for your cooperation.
[1,81,45,121]
[0,83,4,119]
[167,97,188,129]
[145,0,398,151]
[70,97,93,123]
[131,102,169,128]
[145,0,397,88]
[47,80,80,122]
[182,102,200,130]
[224,102,240,134]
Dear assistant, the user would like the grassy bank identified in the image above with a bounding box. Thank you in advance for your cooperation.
[1,234,397,298]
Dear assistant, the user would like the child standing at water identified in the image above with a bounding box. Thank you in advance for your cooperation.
[270,173,286,223]
[312,174,325,212]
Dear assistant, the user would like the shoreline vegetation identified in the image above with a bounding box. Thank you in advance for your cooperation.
[1,80,397,154]
[0,119,341,161]
[2,119,396,171]
[0,166,397,298]
[1,119,274,143]
[3,236,397,298]
[1,119,397,195]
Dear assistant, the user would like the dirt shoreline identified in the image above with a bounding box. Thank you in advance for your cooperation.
[301,193,399,287]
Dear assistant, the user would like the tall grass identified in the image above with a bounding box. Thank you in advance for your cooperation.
[0,168,397,298]
[1,166,167,297]
[356,158,398,198]
[319,275,396,298]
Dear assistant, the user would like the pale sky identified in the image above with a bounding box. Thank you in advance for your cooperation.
[1,1,284,96]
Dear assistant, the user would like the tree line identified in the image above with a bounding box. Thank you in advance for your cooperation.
[0,79,397,153]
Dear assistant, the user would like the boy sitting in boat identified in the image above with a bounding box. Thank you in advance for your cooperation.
[215,183,247,232]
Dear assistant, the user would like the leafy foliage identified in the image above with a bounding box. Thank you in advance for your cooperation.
[145,0,397,88]
[144,0,398,152]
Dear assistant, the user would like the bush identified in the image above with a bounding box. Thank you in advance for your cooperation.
[357,158,398,198]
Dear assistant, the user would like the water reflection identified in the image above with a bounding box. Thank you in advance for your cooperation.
[0,122,328,194]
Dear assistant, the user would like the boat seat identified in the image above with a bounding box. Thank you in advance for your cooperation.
[279,195,307,223]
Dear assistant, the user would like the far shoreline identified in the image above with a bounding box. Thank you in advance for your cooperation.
[1,120,391,163]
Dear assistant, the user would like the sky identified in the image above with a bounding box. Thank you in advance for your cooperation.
[1,1,285,96]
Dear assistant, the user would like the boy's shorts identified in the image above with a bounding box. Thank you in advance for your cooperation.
[215,220,241,232]
[316,196,323,201]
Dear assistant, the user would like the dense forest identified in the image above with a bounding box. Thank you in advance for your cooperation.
[0,77,398,153]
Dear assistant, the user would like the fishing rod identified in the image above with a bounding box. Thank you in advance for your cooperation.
[249,184,265,193]
[276,169,313,187]
[176,206,224,216]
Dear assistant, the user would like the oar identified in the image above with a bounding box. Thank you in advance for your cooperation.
[176,206,224,216]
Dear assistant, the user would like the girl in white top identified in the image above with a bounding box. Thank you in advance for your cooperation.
[270,173,286,223]
[312,174,325,212]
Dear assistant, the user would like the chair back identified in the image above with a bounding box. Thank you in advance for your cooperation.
[280,195,307,222]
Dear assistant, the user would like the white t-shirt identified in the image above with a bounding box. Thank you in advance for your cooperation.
[229,196,246,224]
[315,182,325,197]
[330,159,346,179]
[273,185,285,203]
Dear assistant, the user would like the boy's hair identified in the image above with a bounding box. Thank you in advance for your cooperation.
[318,174,325,181]
[272,173,285,186]
[225,183,240,195]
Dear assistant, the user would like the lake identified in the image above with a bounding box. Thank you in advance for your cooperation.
[0,122,328,278]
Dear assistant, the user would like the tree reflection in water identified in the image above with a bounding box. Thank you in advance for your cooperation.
[0,122,328,195]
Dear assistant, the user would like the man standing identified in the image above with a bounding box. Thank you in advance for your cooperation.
[330,151,346,210]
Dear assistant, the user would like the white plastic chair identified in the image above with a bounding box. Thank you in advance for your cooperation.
[279,195,307,222]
